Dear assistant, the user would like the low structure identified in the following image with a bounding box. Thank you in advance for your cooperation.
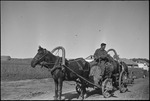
[136,61,149,71]
[120,58,138,68]
[1,56,11,61]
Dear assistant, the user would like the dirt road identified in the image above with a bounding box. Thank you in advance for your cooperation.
[1,77,149,100]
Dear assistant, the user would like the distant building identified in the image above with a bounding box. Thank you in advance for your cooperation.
[1,56,11,61]
[136,61,149,71]
[120,58,138,68]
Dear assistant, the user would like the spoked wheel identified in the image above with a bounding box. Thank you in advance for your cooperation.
[102,78,113,98]
[119,71,128,93]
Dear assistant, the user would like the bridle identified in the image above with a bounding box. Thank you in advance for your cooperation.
[34,49,50,65]
[35,49,62,73]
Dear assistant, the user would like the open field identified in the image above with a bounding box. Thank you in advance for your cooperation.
[1,59,52,81]
[128,68,149,78]
[1,59,148,81]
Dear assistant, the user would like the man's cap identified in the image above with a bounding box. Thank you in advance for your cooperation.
[101,43,106,46]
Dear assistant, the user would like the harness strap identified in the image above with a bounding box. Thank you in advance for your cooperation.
[50,57,61,74]
[39,56,62,73]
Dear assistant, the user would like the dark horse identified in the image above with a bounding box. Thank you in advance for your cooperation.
[31,46,90,100]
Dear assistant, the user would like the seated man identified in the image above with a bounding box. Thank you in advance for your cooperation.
[90,43,113,86]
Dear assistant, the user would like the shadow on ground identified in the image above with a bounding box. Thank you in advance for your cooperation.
[61,88,119,100]
[61,91,79,100]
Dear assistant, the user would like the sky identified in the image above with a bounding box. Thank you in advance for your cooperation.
[1,1,149,59]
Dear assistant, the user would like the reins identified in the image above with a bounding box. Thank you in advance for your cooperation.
[36,50,60,65]
[36,50,62,73]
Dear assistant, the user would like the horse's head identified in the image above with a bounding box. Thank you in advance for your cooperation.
[31,46,49,68]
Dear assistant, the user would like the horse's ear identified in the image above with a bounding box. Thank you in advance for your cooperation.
[44,49,46,53]
[44,49,49,54]
[39,45,42,49]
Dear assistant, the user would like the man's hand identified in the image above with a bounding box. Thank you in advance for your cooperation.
[94,57,100,62]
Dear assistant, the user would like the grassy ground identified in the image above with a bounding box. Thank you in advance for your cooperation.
[1,77,149,100]
[1,59,52,81]
[1,59,149,81]
[128,67,149,79]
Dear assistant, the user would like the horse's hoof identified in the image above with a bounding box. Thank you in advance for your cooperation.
[84,93,88,98]
[78,96,84,100]
[53,96,57,100]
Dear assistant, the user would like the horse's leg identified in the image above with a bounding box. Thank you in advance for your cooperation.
[58,76,63,100]
[58,70,64,100]
[54,79,58,100]
[83,83,88,99]
[78,79,85,100]
[82,75,88,98]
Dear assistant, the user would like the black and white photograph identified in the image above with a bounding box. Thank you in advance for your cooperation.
[1,1,149,100]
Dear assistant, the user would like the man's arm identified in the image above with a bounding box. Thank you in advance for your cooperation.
[94,49,99,60]
[99,50,108,59]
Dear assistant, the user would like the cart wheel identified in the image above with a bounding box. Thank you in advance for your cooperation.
[102,78,113,98]
[119,71,128,93]
[76,84,81,94]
